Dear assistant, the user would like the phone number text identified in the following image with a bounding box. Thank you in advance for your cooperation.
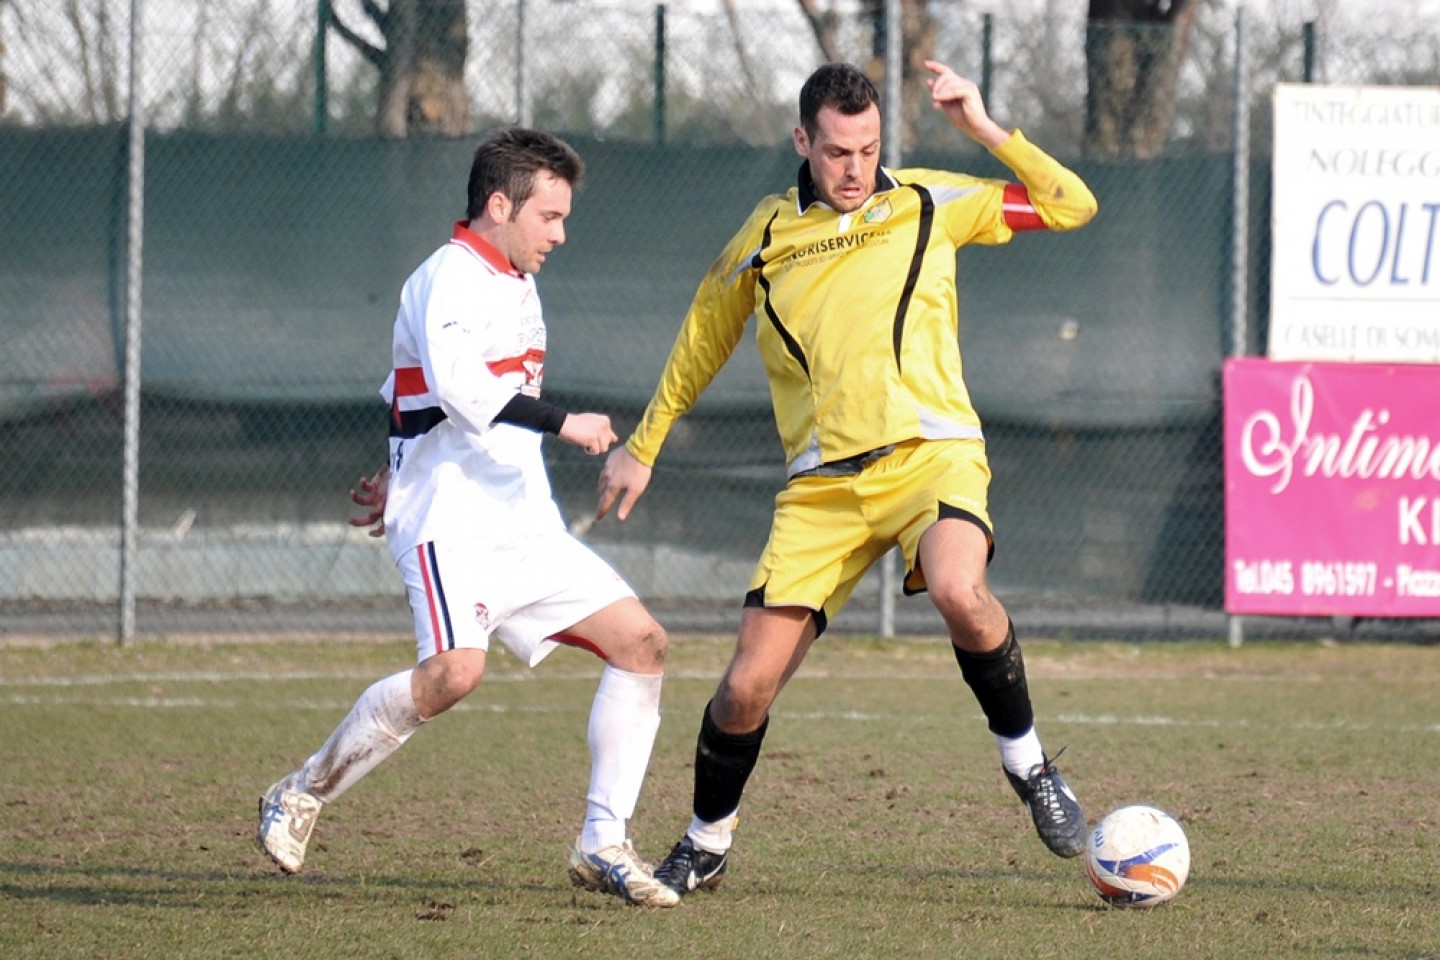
[1231,560,1379,597]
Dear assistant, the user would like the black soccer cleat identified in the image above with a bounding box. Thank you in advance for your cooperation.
[652,836,729,897]
[1006,755,1087,859]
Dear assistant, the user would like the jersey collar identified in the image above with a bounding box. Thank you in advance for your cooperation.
[449,220,525,278]
[796,162,899,214]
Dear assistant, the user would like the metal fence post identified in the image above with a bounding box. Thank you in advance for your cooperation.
[516,0,531,126]
[1227,5,1249,650]
[874,0,904,638]
[654,4,667,146]
[1303,21,1317,83]
[313,0,329,135]
[120,0,148,646]
[981,13,993,106]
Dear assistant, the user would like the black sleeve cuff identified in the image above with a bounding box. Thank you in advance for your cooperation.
[495,393,568,435]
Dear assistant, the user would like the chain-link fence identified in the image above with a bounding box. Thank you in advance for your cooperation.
[2,1,1437,642]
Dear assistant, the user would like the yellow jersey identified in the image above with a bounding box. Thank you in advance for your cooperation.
[627,130,1097,476]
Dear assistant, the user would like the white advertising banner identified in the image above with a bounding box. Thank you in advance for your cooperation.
[1269,83,1440,362]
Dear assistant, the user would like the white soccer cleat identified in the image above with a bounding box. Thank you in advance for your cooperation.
[257,773,323,874]
[567,839,680,908]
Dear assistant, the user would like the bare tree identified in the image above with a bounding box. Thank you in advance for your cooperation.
[3,0,317,130]
[326,0,468,138]
[795,0,844,62]
[70,0,121,122]
[0,0,125,124]
[719,0,764,110]
[1084,0,1201,158]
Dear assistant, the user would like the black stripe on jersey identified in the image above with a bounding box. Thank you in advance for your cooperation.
[756,211,811,377]
[891,184,935,374]
[390,404,448,439]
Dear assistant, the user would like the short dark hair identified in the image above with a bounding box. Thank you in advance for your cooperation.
[798,62,881,139]
[466,127,584,221]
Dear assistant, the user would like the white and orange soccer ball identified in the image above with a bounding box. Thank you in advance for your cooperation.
[1084,805,1190,907]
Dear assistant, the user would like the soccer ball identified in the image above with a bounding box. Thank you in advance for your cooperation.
[1084,804,1190,907]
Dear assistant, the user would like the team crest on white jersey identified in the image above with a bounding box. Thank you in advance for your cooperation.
[512,311,546,352]
[474,602,491,630]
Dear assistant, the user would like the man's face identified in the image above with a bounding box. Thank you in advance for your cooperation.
[794,103,881,214]
[492,171,572,274]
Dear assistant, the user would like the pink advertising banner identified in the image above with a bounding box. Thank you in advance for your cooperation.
[1224,358,1440,616]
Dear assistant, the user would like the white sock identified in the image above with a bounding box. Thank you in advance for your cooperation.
[687,812,738,855]
[299,669,424,803]
[997,726,1046,779]
[580,665,662,853]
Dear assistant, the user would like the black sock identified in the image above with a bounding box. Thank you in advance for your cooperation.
[953,621,1035,737]
[693,700,768,823]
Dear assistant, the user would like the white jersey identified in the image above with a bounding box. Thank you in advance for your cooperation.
[380,221,565,562]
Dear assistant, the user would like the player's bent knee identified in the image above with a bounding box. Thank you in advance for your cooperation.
[713,677,776,730]
[633,620,668,669]
[608,619,668,672]
[415,649,486,715]
[928,577,990,622]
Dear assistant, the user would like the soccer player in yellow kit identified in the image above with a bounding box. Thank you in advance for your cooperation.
[598,60,1099,898]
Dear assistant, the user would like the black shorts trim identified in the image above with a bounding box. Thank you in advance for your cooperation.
[937,503,995,560]
[743,584,828,638]
[899,504,996,597]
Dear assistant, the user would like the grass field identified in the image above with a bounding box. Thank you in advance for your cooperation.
[2,633,1437,960]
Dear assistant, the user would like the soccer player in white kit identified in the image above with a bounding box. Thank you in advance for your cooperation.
[256,127,679,908]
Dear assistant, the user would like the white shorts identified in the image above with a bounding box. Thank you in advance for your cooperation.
[396,531,635,667]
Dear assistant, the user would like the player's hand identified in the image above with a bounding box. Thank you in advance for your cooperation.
[924,60,1008,149]
[348,463,389,539]
[596,446,652,522]
[559,412,618,456]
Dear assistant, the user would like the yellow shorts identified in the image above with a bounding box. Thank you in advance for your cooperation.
[747,438,993,627]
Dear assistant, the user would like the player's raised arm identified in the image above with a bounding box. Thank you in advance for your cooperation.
[923,60,1009,149]
[924,59,1097,233]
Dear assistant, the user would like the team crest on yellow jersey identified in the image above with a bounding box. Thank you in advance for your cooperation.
[863,199,892,224]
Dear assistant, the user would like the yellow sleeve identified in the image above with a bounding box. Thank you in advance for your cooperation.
[990,129,1098,231]
[625,201,773,466]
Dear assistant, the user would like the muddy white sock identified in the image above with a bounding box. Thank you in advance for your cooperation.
[300,669,424,803]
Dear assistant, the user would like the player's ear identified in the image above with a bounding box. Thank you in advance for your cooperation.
[485,190,512,223]
[792,125,809,158]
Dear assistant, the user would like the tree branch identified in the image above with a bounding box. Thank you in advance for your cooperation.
[794,0,842,62]
[327,0,386,68]
[361,0,388,32]
[720,0,762,107]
